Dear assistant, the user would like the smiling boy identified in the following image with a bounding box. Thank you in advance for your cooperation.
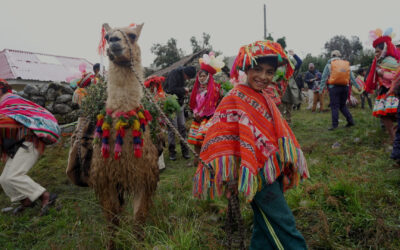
[193,41,309,249]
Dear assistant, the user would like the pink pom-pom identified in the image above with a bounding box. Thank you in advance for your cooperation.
[101,144,110,158]
[114,143,122,153]
[94,132,101,139]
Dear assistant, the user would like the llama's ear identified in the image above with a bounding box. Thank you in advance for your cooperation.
[135,23,144,39]
[103,23,111,32]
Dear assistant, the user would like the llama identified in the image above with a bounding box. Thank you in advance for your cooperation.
[89,23,159,243]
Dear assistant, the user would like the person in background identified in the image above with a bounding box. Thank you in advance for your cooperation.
[294,72,305,110]
[365,29,400,143]
[144,76,167,171]
[280,50,302,124]
[188,52,223,167]
[320,50,361,130]
[163,66,196,160]
[311,71,325,112]
[356,68,373,109]
[72,63,100,105]
[304,63,319,110]
[0,79,59,216]
[390,68,400,161]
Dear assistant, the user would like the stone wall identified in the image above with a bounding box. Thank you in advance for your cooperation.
[17,83,80,124]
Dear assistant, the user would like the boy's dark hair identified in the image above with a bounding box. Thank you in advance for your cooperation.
[183,66,196,79]
[254,56,278,70]
[93,63,100,72]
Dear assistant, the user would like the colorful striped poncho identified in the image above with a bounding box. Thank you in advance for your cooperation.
[0,93,60,145]
[193,84,309,201]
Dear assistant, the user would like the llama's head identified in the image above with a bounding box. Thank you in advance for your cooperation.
[102,23,144,66]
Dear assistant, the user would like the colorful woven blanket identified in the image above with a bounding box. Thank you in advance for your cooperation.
[0,94,60,144]
[193,84,309,201]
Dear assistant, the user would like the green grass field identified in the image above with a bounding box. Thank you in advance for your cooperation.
[1,107,400,249]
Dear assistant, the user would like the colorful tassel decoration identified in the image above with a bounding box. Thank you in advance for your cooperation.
[95,107,151,160]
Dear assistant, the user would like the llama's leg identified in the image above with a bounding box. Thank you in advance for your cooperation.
[98,187,125,249]
[99,189,124,226]
[132,188,154,239]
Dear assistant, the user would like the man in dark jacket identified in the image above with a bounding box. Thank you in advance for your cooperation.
[164,66,196,160]
[293,73,304,110]
[304,63,320,109]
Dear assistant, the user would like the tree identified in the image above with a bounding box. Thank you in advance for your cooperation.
[300,53,328,73]
[324,35,363,64]
[190,32,212,53]
[353,49,375,69]
[266,33,274,41]
[151,38,185,68]
[276,37,287,49]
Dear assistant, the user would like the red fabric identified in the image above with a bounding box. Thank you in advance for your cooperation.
[373,36,400,60]
[78,73,95,88]
[193,84,309,201]
[200,63,217,75]
[365,58,377,93]
[98,26,107,56]
[189,72,220,116]
[144,76,166,100]
[144,76,165,89]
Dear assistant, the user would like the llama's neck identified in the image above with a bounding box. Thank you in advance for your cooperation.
[106,62,144,112]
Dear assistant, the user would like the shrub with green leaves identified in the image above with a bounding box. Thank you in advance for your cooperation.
[80,81,107,122]
[219,81,234,96]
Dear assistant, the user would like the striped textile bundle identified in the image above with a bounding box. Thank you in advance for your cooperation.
[187,121,201,145]
[188,118,210,146]
[193,84,309,201]
[0,94,60,144]
[0,114,45,160]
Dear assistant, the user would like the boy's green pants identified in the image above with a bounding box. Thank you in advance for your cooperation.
[250,175,307,250]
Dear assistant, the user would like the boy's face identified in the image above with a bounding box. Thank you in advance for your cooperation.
[246,63,276,92]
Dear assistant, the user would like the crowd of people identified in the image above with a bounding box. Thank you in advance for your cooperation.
[1,27,400,248]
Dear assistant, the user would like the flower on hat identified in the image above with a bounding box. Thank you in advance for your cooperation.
[199,52,225,75]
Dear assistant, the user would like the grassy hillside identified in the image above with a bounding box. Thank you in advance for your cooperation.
[1,107,400,249]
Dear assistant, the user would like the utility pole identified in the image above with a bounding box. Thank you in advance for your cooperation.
[263,4,267,40]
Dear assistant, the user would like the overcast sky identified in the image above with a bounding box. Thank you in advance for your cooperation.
[1,0,399,68]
